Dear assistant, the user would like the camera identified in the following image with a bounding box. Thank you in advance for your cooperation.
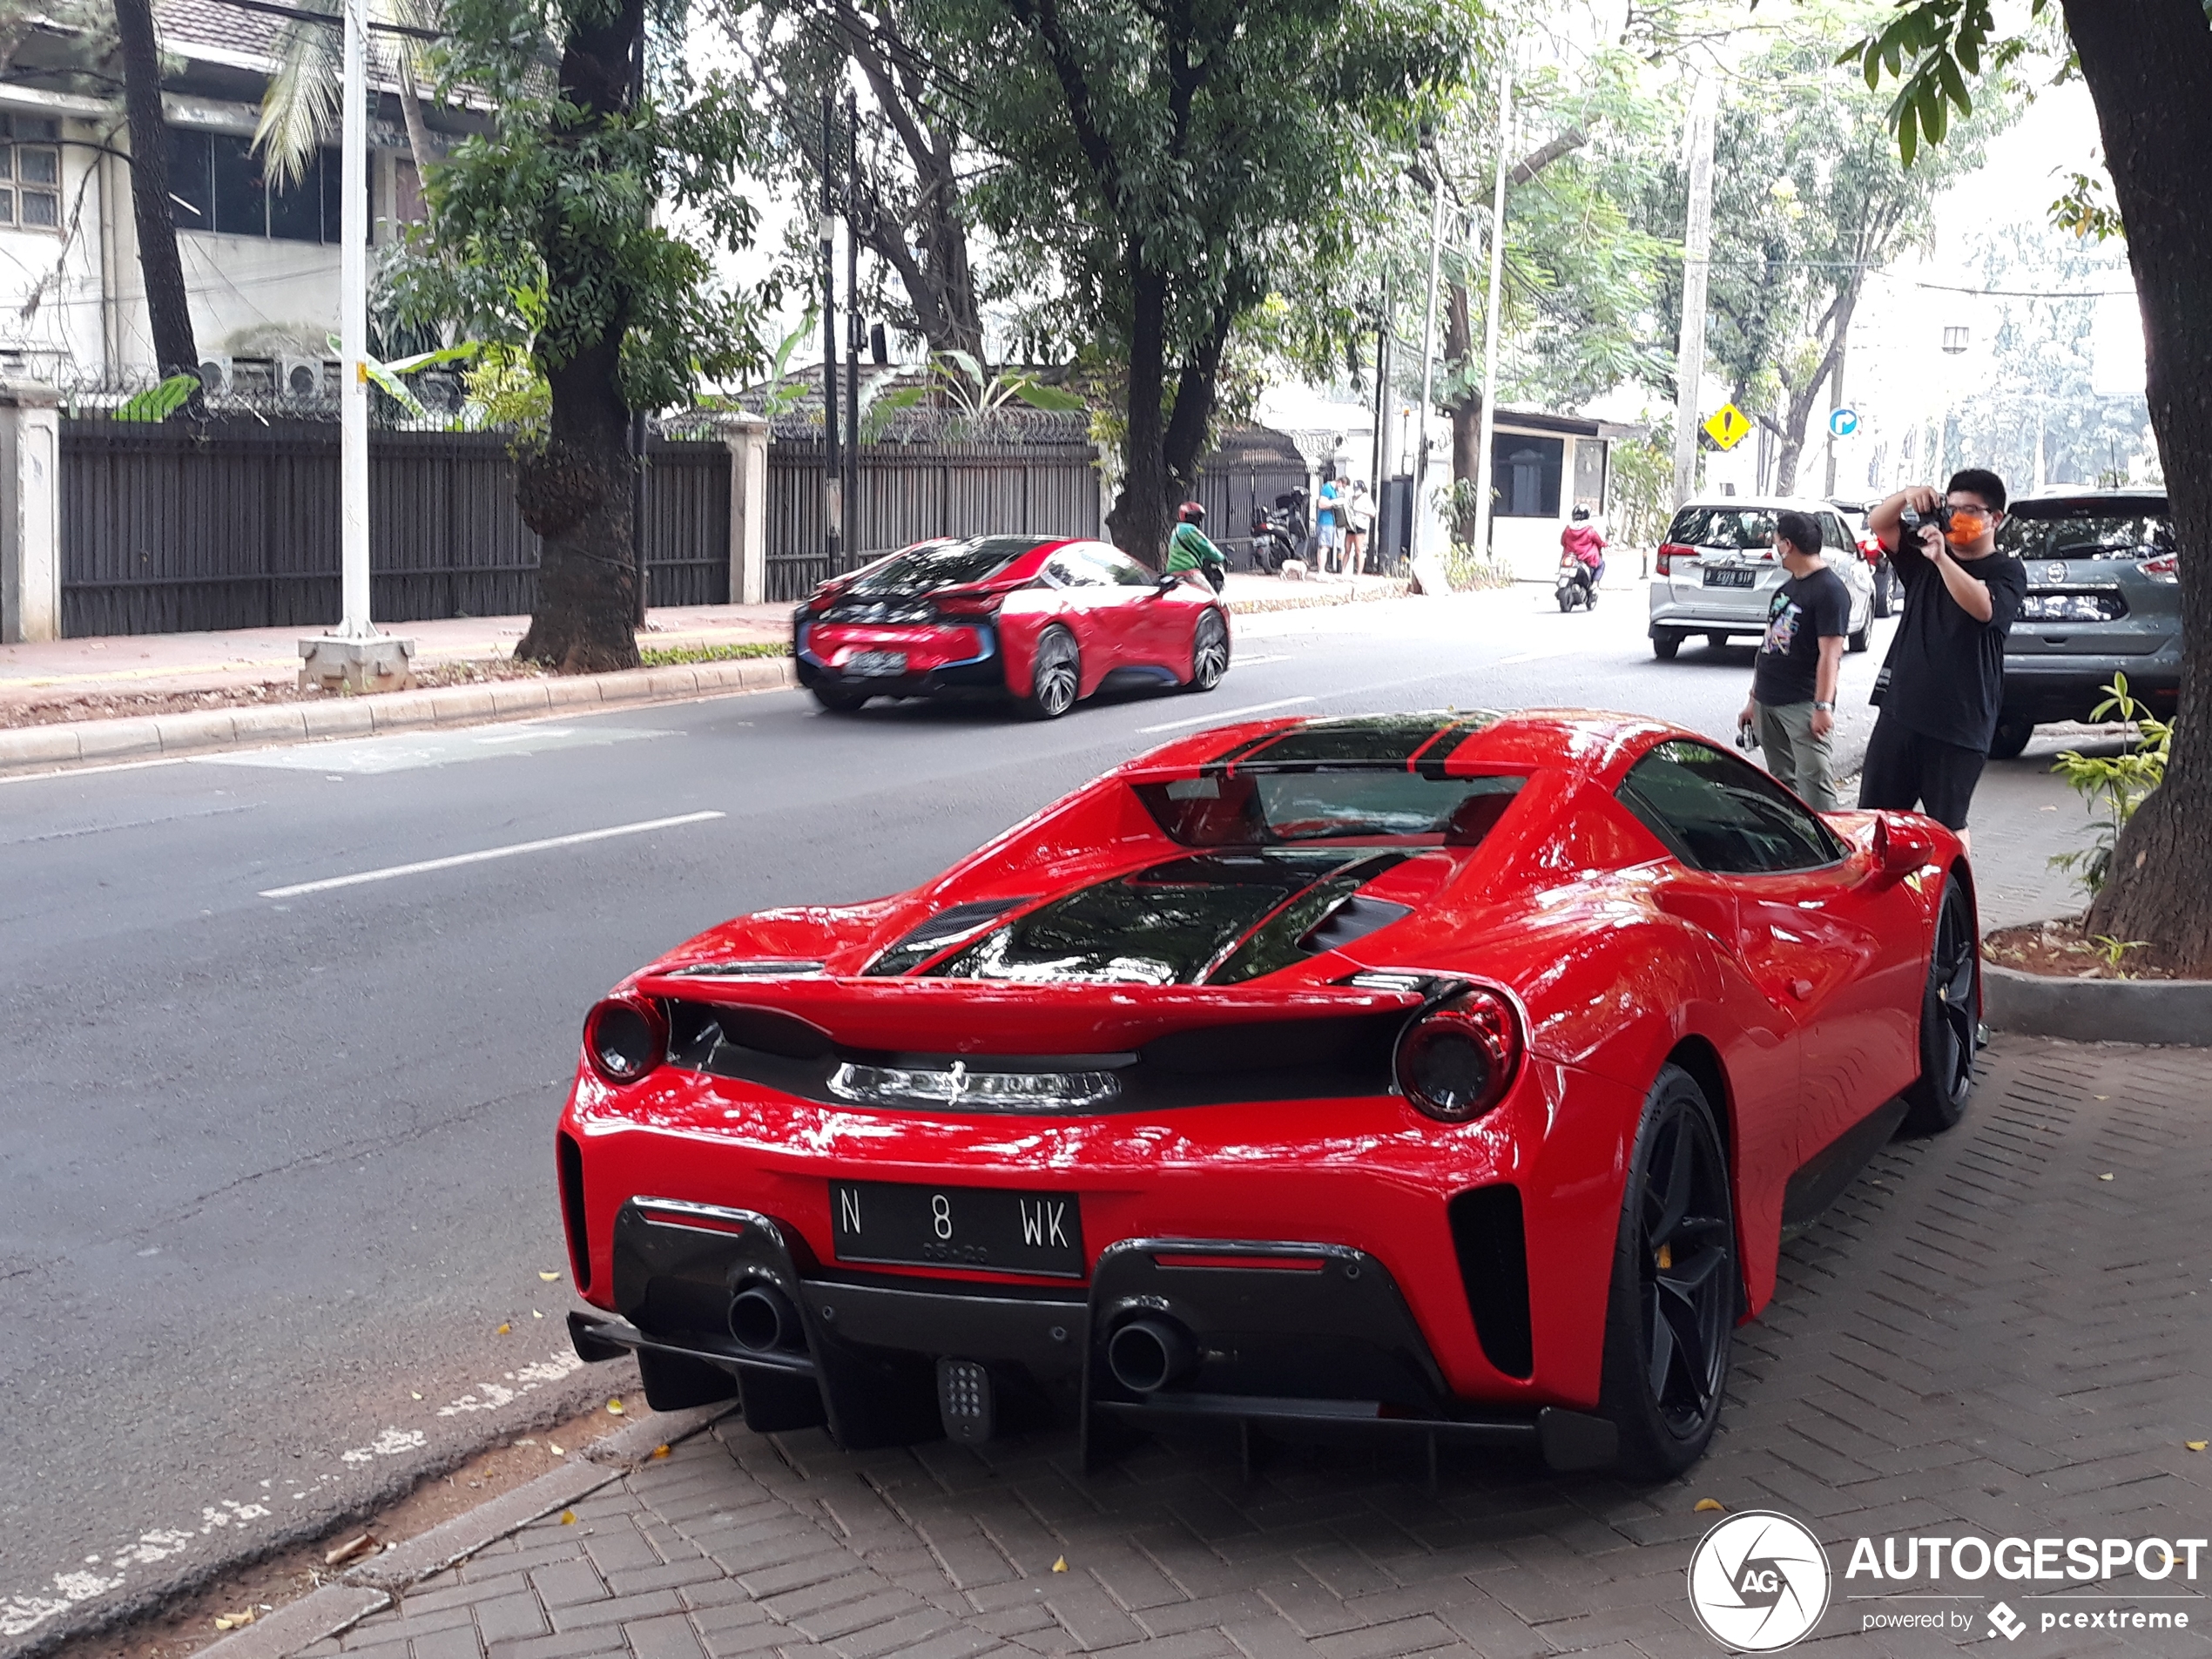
[1899,502,1952,538]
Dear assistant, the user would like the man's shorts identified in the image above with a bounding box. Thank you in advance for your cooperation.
[1318,523,1342,550]
[1856,717,1986,830]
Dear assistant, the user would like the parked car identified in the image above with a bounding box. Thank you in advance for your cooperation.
[1831,497,1895,617]
[1649,496,1874,659]
[559,710,1977,1480]
[1988,489,2179,759]
[794,535,1231,718]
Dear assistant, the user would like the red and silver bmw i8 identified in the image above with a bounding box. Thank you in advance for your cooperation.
[560,711,1979,1477]
[793,535,1232,718]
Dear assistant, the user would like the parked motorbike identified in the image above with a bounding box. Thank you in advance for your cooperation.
[1555,553,1602,612]
[1248,490,1308,573]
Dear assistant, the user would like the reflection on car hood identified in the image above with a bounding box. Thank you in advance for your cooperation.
[920,848,1412,987]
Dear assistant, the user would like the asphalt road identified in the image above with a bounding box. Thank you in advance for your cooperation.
[0,583,1900,1649]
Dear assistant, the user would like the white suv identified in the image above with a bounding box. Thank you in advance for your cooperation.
[1648,496,1874,660]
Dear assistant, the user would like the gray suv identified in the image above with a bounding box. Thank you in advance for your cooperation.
[1648,496,1874,659]
[1991,490,2179,759]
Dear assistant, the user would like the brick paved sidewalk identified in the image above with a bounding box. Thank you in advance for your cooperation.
[299,1040,2212,1659]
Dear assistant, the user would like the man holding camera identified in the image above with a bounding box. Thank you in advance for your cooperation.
[1858,469,2027,849]
[1737,509,1850,808]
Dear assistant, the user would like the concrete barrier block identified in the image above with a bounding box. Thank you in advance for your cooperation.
[77,716,165,758]
[1982,961,2212,1048]
[489,681,554,718]
[369,694,440,732]
[428,685,499,725]
[300,699,376,738]
[0,724,81,767]
[152,710,239,752]
[229,705,311,743]
[544,676,602,708]
[644,667,700,699]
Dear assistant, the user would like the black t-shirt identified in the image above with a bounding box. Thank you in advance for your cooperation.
[1871,536,2027,750]
[1753,566,1852,706]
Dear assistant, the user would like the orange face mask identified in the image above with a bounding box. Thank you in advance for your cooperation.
[1946,510,1988,547]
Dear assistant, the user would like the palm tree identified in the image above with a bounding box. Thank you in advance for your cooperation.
[252,0,441,203]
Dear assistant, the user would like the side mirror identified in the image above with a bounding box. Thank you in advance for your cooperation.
[1871,813,1934,879]
[1154,572,1181,595]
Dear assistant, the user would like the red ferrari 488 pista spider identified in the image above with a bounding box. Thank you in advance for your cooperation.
[559,711,1979,1478]
[793,535,1232,718]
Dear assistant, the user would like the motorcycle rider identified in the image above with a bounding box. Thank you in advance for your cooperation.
[1559,504,1606,599]
[1166,501,1229,591]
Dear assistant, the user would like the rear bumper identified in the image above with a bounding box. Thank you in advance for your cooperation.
[567,1201,1617,1470]
[2000,647,2181,723]
[1648,590,1768,636]
[794,619,1009,700]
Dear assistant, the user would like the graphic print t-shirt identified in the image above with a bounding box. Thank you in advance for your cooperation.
[1752,565,1851,706]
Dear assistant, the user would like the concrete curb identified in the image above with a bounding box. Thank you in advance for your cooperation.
[187,1405,733,1659]
[0,658,796,776]
[1982,960,2212,1047]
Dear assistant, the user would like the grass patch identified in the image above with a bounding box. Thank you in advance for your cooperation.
[637,640,791,667]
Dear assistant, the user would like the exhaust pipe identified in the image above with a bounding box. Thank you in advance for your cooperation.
[1106,1317,1198,1393]
[728,1284,803,1353]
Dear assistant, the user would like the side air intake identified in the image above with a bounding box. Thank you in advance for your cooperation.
[1447,1184,1533,1378]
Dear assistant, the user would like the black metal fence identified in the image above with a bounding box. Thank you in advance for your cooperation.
[762,442,1101,602]
[60,418,732,637]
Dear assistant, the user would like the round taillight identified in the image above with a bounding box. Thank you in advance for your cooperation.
[1395,988,1521,1123]
[584,997,664,1085]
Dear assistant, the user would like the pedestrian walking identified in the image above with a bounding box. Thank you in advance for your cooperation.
[1316,475,1345,575]
[1858,469,2027,853]
[1737,509,1851,809]
[1346,480,1375,572]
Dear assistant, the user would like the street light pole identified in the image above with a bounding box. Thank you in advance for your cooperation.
[299,0,413,692]
[820,90,841,572]
[1671,76,1716,509]
[1410,159,1445,588]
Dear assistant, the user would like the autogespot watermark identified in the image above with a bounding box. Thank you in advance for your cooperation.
[1687,1514,2209,1650]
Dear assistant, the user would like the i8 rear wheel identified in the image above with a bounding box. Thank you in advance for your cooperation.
[1900,876,1978,1135]
[1600,1064,1737,1478]
[1023,625,1081,719]
[1187,609,1230,691]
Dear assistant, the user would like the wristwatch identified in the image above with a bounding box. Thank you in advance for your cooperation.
[1813,700,1835,711]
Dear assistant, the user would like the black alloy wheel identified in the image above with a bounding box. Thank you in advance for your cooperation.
[1848,619,1871,652]
[1871,560,1894,618]
[1187,609,1230,691]
[1986,714,2034,761]
[1586,585,1601,610]
[1600,1064,1737,1478]
[1024,625,1081,719]
[810,683,873,714]
[1653,631,1683,660]
[1899,876,1979,1135]
[1558,590,1577,613]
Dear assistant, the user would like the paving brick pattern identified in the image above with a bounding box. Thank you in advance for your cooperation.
[316,1040,2212,1659]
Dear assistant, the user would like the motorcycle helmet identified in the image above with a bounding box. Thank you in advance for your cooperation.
[1571,505,1591,523]
[1177,500,1206,524]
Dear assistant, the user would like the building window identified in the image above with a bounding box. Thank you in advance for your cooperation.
[167,126,348,244]
[0,114,63,231]
[1491,433,1563,518]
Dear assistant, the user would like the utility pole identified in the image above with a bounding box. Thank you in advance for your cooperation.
[1370,273,1391,545]
[1410,157,1445,588]
[298,0,412,694]
[1470,53,1514,571]
[630,25,650,625]
[1671,76,1716,509]
[819,90,841,571]
[844,91,861,565]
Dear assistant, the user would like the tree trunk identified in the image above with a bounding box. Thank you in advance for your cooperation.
[1107,262,1171,567]
[2068,0,2212,971]
[1444,279,1480,543]
[513,0,644,671]
[113,0,199,386]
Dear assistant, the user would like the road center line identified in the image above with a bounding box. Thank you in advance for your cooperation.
[1136,696,1317,735]
[259,811,726,898]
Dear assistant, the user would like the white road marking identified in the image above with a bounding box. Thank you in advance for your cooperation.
[199,722,673,775]
[1232,653,1290,665]
[1136,695,1317,735]
[260,810,725,898]
[1494,642,1586,666]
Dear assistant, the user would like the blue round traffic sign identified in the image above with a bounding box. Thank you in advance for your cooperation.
[1828,407,1859,439]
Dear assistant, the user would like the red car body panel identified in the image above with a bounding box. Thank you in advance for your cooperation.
[556,710,1966,1431]
[794,536,1228,708]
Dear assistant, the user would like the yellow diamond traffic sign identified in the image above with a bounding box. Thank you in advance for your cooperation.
[1703,403,1751,451]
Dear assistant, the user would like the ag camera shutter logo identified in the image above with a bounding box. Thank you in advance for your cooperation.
[1687,1510,1832,1651]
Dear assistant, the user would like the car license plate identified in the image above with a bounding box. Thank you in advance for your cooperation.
[829,1180,1084,1278]
[845,650,908,677]
[1703,567,1757,589]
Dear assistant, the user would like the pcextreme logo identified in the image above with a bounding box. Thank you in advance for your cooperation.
[1687,1510,1832,1651]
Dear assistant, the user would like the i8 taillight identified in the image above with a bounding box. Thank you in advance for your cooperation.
[934,590,1008,620]
[2141,552,2179,583]
[1656,542,1691,576]
[1395,987,1522,1123]
[583,995,665,1085]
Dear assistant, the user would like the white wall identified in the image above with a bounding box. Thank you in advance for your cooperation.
[0,109,118,384]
